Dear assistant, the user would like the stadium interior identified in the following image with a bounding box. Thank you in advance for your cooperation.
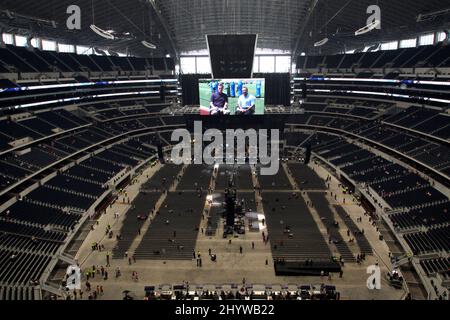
[0,0,448,302]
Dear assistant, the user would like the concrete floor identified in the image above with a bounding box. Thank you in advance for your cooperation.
[73,162,406,300]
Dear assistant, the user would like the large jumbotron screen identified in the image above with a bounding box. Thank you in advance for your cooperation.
[198,78,265,116]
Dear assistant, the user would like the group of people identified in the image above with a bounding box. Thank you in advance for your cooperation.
[91,242,105,252]
[209,83,257,116]
[85,265,108,281]
[194,251,203,267]
[68,282,103,300]
[356,253,367,264]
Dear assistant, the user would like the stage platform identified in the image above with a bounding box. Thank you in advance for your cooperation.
[274,260,342,276]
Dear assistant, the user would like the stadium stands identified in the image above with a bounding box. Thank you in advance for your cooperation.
[134,192,206,260]
[308,193,355,262]
[404,226,450,255]
[333,205,373,255]
[420,258,450,280]
[0,45,175,75]
[113,192,162,259]
[0,1,449,302]
[261,192,331,261]
[257,166,292,190]
[298,44,450,71]
[389,203,450,231]
[215,165,254,190]
[176,165,213,190]
[287,164,326,190]
[0,99,183,296]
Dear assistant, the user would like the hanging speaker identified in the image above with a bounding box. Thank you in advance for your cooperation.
[305,144,311,165]
[160,84,166,101]
[301,82,307,99]
[157,143,164,163]
[225,193,236,227]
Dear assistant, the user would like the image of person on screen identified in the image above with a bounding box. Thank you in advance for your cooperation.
[235,86,256,115]
[209,83,230,115]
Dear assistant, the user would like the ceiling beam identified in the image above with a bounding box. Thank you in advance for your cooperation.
[146,0,179,61]
[292,0,319,60]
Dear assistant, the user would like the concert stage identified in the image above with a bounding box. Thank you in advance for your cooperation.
[274,261,342,276]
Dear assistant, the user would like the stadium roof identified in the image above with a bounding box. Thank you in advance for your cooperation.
[0,0,449,58]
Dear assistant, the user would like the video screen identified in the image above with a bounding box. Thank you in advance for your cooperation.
[199,79,265,116]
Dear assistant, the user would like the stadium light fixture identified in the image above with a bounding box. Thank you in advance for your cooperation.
[355,20,380,36]
[314,38,329,47]
[141,40,157,50]
[90,25,115,40]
